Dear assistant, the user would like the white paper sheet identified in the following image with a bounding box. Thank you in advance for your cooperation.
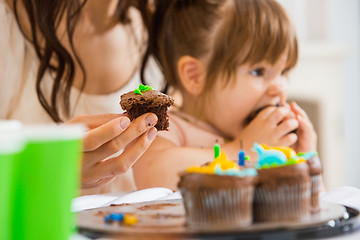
[72,187,178,212]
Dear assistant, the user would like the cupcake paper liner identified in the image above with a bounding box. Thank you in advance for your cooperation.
[180,186,254,229]
[254,182,311,222]
[310,174,322,212]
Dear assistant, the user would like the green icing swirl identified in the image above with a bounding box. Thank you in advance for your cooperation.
[134,84,153,95]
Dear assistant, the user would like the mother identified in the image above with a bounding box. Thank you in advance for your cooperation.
[0,0,160,194]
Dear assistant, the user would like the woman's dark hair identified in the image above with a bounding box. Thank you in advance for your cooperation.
[12,0,152,122]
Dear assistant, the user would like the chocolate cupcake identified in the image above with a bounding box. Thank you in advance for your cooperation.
[178,153,257,229]
[120,84,174,131]
[253,143,311,222]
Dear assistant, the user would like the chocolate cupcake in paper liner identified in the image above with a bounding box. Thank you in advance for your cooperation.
[253,143,313,222]
[178,152,257,230]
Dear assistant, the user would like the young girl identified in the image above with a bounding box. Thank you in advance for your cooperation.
[134,0,318,190]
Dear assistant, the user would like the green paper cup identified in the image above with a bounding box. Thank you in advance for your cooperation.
[0,120,24,240]
[12,124,85,240]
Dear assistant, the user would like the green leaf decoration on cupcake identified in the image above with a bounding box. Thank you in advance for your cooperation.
[134,84,153,95]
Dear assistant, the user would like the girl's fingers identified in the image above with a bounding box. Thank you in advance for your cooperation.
[83,113,157,164]
[254,106,277,120]
[278,132,298,146]
[86,127,158,182]
[290,102,309,120]
[276,118,299,138]
[291,103,314,132]
[267,106,294,124]
[83,116,131,152]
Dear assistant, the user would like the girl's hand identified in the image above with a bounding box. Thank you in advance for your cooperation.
[224,105,298,161]
[290,102,317,152]
[242,105,298,146]
[66,113,158,188]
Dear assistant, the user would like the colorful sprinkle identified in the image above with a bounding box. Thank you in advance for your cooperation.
[124,214,138,225]
[104,213,124,223]
[110,213,124,221]
[104,214,112,222]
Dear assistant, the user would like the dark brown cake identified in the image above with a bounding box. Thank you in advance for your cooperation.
[120,86,174,131]
[254,163,311,222]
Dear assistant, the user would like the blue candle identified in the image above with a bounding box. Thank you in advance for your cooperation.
[238,140,245,166]
[238,150,245,166]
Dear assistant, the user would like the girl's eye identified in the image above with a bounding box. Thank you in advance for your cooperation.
[250,68,265,77]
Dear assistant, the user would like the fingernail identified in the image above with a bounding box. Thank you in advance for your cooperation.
[297,114,303,121]
[119,118,130,129]
[145,114,158,127]
[147,127,157,141]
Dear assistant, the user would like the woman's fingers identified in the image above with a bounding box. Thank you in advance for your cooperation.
[83,113,158,164]
[81,113,158,187]
[83,117,131,152]
[85,127,158,183]
[67,112,160,188]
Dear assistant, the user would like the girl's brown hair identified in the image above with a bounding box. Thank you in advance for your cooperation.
[12,0,152,122]
[142,0,298,97]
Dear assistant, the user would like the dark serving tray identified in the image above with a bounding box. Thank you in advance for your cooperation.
[77,199,360,239]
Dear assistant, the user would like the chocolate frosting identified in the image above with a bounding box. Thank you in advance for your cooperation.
[120,90,174,111]
[178,173,256,190]
[257,163,310,190]
[307,156,323,175]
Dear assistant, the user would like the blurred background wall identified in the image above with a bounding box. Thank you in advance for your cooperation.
[277,0,360,191]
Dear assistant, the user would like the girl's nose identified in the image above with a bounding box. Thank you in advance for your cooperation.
[266,76,288,102]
